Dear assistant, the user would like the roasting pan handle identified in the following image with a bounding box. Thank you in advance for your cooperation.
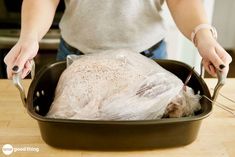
[12,60,35,108]
[200,61,226,101]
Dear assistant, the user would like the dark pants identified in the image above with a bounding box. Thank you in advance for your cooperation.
[56,38,167,61]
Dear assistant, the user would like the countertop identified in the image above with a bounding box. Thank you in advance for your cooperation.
[0,79,235,157]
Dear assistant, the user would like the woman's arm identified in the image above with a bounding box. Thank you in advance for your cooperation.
[166,0,208,39]
[4,0,60,78]
[20,0,60,41]
[166,0,232,77]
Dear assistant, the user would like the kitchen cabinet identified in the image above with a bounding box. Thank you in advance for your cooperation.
[0,0,64,78]
[213,0,235,50]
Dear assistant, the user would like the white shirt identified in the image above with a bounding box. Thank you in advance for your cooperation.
[59,0,166,53]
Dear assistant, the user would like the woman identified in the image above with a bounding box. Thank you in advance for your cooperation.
[4,0,232,78]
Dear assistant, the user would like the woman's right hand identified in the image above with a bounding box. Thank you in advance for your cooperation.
[4,38,39,79]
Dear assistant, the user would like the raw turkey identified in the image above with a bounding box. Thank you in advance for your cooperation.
[46,50,201,120]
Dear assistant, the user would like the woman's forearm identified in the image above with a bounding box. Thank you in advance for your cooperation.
[166,0,209,40]
[20,0,60,41]
[166,0,232,77]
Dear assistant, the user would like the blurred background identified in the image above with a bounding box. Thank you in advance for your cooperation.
[0,0,234,78]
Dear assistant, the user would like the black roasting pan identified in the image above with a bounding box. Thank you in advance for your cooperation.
[12,59,225,150]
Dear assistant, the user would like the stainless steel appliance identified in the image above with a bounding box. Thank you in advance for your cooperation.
[0,0,65,78]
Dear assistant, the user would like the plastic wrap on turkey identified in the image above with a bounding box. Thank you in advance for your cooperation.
[46,50,201,120]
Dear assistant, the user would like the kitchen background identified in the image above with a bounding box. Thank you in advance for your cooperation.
[0,0,234,78]
[0,0,65,78]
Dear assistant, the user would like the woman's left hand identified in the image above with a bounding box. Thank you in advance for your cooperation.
[195,29,232,77]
